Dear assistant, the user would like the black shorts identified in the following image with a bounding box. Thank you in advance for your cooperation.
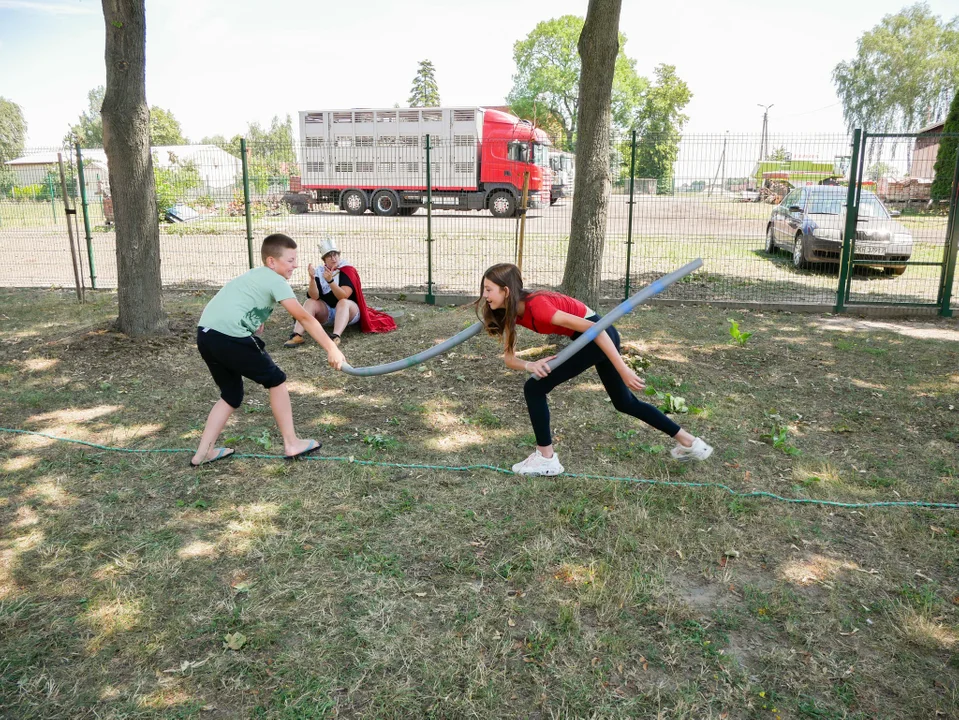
[197,327,287,408]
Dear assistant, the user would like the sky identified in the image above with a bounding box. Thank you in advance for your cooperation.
[1,0,956,155]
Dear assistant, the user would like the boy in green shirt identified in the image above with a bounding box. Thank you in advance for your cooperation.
[192,233,345,466]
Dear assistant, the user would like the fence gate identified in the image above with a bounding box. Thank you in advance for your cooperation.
[837,129,959,316]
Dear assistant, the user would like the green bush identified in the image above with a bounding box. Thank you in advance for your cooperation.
[11,184,45,201]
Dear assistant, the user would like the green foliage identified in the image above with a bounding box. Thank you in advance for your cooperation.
[507,15,648,151]
[42,169,78,199]
[200,134,241,155]
[866,162,894,182]
[0,165,15,197]
[154,157,201,219]
[150,106,188,145]
[931,90,959,202]
[832,5,959,133]
[768,146,789,162]
[764,423,801,456]
[243,116,296,191]
[362,434,398,451]
[65,86,105,148]
[67,86,191,149]
[631,65,692,188]
[11,184,45,201]
[644,388,690,414]
[407,59,441,107]
[0,96,27,163]
[728,318,752,346]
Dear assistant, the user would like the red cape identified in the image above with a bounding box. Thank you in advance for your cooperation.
[340,265,397,333]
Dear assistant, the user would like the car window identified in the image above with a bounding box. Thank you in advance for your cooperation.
[807,193,844,215]
[807,191,889,219]
[782,190,801,209]
[858,194,890,219]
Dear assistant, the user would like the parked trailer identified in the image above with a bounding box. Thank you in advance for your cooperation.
[291,107,551,218]
[548,149,575,204]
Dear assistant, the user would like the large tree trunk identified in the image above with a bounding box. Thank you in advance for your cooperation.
[561,0,621,307]
[101,0,167,336]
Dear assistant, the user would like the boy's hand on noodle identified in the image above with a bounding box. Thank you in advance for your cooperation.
[620,368,645,392]
[327,347,346,370]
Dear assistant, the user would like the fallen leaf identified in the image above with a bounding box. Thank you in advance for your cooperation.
[414,592,427,598]
[223,632,247,651]
[508,618,516,627]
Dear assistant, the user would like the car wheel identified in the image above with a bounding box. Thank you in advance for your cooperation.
[488,191,516,218]
[341,189,367,215]
[372,190,400,216]
[765,225,777,254]
[792,233,809,269]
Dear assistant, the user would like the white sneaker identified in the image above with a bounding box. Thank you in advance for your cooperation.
[671,437,713,462]
[511,450,564,476]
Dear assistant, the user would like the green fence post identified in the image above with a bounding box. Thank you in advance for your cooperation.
[938,148,959,317]
[425,134,435,305]
[835,129,862,313]
[240,138,254,269]
[75,144,97,289]
[624,129,637,301]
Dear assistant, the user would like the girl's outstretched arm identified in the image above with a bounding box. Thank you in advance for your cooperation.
[503,348,556,377]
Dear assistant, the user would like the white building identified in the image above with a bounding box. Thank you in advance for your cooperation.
[4,145,243,198]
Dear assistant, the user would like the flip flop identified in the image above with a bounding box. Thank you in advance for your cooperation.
[286,439,322,461]
[190,447,235,468]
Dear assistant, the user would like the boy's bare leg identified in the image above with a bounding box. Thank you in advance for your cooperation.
[292,298,330,336]
[269,383,316,456]
[192,399,236,465]
[332,299,359,340]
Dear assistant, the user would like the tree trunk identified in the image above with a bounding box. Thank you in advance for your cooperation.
[561,0,621,307]
[101,0,167,336]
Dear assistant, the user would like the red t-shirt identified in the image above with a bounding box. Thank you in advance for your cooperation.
[517,292,592,337]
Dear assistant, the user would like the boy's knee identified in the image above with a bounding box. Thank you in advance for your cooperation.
[261,367,287,389]
[222,387,244,409]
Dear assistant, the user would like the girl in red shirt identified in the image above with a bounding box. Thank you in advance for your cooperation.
[477,263,713,475]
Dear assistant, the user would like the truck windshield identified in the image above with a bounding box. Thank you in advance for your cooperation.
[533,143,549,168]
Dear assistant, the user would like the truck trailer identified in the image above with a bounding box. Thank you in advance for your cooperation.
[290,106,551,218]
[548,149,575,204]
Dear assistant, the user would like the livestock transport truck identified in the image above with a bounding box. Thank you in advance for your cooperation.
[288,106,552,218]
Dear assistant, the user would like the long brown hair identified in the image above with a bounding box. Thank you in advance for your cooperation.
[474,263,530,354]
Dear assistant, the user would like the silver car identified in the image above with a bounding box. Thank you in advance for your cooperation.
[765,186,912,275]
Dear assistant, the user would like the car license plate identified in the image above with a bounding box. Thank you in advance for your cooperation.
[856,243,884,255]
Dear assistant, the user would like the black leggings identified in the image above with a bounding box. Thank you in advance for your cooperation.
[523,319,681,447]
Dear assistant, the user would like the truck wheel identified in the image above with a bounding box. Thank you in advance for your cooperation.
[341,189,367,215]
[488,191,516,218]
[372,190,400,216]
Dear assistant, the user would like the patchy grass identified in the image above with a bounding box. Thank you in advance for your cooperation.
[0,287,958,719]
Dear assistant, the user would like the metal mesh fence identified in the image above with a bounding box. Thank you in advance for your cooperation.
[1,132,955,313]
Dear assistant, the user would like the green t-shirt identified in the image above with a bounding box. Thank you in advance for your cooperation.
[198,266,296,337]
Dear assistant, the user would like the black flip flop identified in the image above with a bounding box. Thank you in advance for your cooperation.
[190,447,235,468]
[285,439,322,461]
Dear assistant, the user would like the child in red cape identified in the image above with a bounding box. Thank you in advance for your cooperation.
[285,238,396,347]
